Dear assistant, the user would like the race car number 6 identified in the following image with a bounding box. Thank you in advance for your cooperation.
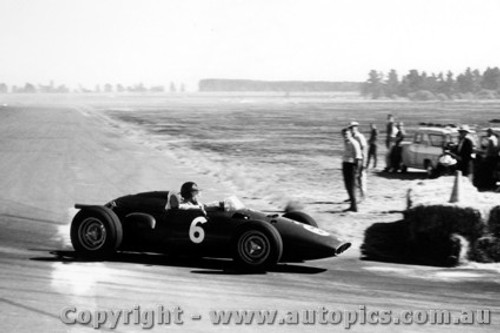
[189,216,208,243]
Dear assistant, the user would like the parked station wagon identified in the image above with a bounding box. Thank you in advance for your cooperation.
[400,125,462,176]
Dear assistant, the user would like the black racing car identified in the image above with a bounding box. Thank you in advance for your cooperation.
[70,191,351,270]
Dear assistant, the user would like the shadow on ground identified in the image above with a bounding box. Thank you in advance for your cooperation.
[374,170,429,180]
[30,250,327,275]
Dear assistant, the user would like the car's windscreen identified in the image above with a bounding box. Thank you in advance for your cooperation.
[428,134,445,147]
[224,196,245,211]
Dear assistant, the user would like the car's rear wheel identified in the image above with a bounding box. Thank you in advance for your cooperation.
[424,160,435,178]
[233,221,283,270]
[282,211,318,228]
[70,206,123,257]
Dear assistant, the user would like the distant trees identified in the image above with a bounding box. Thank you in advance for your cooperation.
[199,79,362,92]
[104,83,113,93]
[362,67,500,100]
[0,81,175,94]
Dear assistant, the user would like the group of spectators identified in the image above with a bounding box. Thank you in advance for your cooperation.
[341,113,500,212]
[384,114,406,173]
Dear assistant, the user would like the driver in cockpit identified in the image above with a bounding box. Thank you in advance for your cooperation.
[178,181,223,214]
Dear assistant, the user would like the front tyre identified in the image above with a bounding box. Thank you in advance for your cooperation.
[233,221,283,270]
[70,206,123,257]
[282,211,318,228]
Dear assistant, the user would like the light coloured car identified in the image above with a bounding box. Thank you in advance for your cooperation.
[400,126,463,176]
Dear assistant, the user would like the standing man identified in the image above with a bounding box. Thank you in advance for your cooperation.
[342,128,362,212]
[349,121,367,199]
[384,114,399,172]
[366,123,378,169]
[390,121,406,172]
[484,128,498,187]
[452,125,475,179]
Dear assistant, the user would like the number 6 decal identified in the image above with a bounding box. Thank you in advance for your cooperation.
[189,216,208,243]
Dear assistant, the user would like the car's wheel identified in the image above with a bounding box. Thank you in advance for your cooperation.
[70,206,123,257]
[424,160,435,178]
[282,211,318,228]
[233,221,283,270]
[400,164,408,173]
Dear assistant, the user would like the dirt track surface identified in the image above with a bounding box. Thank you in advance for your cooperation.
[0,102,499,332]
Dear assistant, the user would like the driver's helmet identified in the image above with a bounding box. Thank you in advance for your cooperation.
[180,181,200,198]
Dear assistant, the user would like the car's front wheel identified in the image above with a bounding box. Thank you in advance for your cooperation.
[233,221,283,270]
[70,206,123,257]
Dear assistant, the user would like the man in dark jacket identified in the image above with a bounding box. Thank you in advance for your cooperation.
[452,125,475,178]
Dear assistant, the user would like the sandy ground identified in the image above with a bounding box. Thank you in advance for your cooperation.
[0,97,499,332]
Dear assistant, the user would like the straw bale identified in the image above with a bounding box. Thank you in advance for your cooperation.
[487,205,500,236]
[361,220,410,262]
[470,236,500,263]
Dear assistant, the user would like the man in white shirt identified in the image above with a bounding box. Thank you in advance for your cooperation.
[342,128,362,212]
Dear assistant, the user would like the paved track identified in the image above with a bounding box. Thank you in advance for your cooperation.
[0,104,498,332]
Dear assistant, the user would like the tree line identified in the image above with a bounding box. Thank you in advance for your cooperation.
[199,79,361,92]
[0,82,186,94]
[362,67,500,100]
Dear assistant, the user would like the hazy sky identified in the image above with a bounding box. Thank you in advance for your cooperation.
[0,0,499,90]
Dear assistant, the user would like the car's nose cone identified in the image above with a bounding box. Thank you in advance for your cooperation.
[274,219,351,261]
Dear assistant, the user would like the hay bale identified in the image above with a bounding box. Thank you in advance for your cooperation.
[361,220,411,262]
[470,236,500,262]
[487,206,500,236]
[405,205,486,264]
[406,205,486,241]
[361,220,466,266]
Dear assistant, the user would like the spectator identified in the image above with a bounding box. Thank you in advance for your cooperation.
[384,114,399,171]
[451,125,475,179]
[341,128,362,212]
[366,123,378,169]
[390,122,406,172]
[349,121,368,199]
[484,128,499,188]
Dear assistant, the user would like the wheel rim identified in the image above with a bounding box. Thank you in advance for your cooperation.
[425,162,433,175]
[78,217,107,251]
[238,230,271,265]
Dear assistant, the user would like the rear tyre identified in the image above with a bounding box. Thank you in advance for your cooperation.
[233,221,283,270]
[424,160,435,178]
[70,206,123,257]
[282,211,318,228]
